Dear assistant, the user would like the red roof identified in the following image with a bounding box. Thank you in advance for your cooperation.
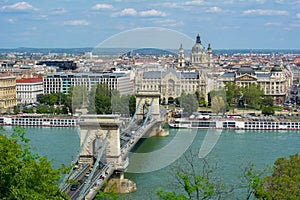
[294,58,300,64]
[16,77,43,83]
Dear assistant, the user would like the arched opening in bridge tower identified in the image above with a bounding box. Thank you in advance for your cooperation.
[168,97,174,105]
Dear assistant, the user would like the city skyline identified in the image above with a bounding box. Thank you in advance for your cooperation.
[0,0,300,49]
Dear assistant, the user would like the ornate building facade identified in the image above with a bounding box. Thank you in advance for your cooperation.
[191,34,213,67]
[0,74,17,111]
[134,34,212,104]
[134,68,207,104]
[217,65,292,105]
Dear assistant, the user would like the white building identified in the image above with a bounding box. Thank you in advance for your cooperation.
[16,77,43,104]
[43,72,134,95]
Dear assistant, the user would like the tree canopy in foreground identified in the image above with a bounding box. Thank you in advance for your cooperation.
[254,153,300,200]
[0,126,69,200]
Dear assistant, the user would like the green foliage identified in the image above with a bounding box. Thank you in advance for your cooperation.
[129,95,136,117]
[22,107,34,113]
[0,127,69,199]
[261,96,274,107]
[95,182,119,200]
[37,92,70,114]
[36,104,48,114]
[211,95,226,115]
[13,106,21,114]
[70,85,88,113]
[157,151,226,200]
[255,154,300,200]
[156,189,189,200]
[95,84,112,114]
[242,162,265,200]
[111,90,131,116]
[225,82,241,106]
[180,93,198,116]
[261,106,275,116]
[242,84,264,107]
[195,90,206,107]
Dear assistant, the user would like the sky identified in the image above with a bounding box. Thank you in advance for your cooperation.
[0,0,299,49]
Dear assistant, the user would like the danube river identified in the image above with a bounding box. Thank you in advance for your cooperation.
[4,126,300,199]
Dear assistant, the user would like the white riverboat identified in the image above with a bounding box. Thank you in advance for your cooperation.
[169,117,300,130]
[0,115,77,127]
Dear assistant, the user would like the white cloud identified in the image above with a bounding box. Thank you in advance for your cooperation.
[139,9,166,17]
[243,9,289,16]
[296,13,300,18]
[184,0,204,5]
[63,20,90,26]
[92,4,113,10]
[1,1,37,11]
[50,8,66,14]
[275,0,285,3]
[160,2,179,8]
[264,22,281,26]
[116,8,137,16]
[206,6,223,13]
[7,18,15,23]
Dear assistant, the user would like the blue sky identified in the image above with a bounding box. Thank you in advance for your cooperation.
[0,0,299,49]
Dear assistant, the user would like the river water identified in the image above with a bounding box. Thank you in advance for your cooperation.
[3,126,300,199]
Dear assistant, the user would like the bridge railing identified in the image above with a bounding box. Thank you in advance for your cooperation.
[80,164,115,200]
[77,131,109,199]
[60,128,91,190]
[60,163,90,192]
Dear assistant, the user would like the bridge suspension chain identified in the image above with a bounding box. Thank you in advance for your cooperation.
[77,130,110,200]
[143,98,154,127]
[60,128,91,190]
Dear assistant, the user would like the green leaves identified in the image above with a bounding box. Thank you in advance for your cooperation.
[0,127,69,199]
[255,154,300,200]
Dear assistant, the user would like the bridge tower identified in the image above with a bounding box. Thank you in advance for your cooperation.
[135,90,161,121]
[77,115,128,169]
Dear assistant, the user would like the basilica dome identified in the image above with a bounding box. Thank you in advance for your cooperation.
[192,34,205,53]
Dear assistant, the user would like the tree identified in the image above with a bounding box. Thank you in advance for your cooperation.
[242,84,264,108]
[180,93,198,117]
[157,150,227,200]
[13,106,21,114]
[211,96,226,116]
[261,106,275,116]
[261,96,274,107]
[129,95,136,117]
[95,84,112,114]
[22,107,34,114]
[195,90,206,107]
[225,82,241,106]
[0,126,69,199]
[36,104,48,114]
[111,90,130,116]
[254,154,300,200]
[70,85,88,113]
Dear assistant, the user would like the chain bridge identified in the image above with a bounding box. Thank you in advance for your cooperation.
[60,91,166,200]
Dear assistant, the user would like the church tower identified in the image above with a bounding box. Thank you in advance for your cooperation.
[191,34,208,67]
[178,43,185,68]
[207,43,213,67]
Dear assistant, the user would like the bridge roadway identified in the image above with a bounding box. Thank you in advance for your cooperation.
[64,118,162,200]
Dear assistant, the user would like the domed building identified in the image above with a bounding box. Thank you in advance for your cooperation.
[191,34,212,67]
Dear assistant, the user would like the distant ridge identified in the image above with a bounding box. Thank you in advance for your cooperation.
[0,47,299,56]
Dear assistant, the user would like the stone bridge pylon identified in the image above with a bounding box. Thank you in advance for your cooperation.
[77,115,128,170]
[135,90,161,121]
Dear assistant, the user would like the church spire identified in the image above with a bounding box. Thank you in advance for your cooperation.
[196,34,201,44]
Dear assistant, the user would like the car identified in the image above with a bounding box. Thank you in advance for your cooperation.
[85,172,90,177]
[70,184,78,191]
